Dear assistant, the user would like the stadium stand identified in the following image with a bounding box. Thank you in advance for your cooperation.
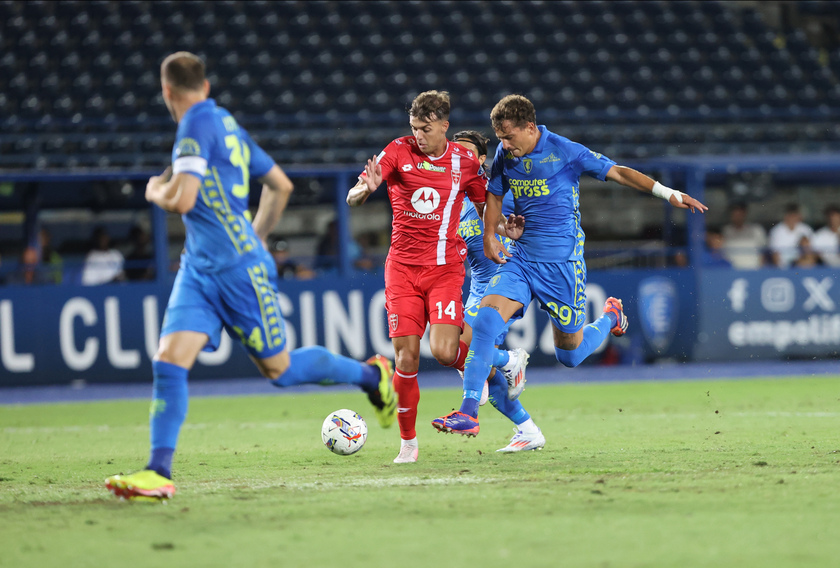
[1,0,839,170]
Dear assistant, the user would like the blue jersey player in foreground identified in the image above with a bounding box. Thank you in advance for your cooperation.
[434,95,707,436]
[106,53,397,500]
[450,130,545,451]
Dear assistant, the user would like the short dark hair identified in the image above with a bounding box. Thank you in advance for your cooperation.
[161,52,206,91]
[825,204,840,216]
[490,94,536,131]
[785,203,800,214]
[452,130,490,158]
[729,201,748,212]
[409,90,450,122]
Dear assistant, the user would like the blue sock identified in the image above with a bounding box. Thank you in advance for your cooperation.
[554,315,612,368]
[487,369,530,425]
[460,307,507,418]
[271,346,379,392]
[146,360,189,479]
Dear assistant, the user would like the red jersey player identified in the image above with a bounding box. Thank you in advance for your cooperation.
[347,91,487,463]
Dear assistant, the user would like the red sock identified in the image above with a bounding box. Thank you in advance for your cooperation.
[446,340,470,372]
[394,368,419,440]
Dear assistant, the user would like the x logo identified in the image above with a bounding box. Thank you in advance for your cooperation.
[802,277,835,311]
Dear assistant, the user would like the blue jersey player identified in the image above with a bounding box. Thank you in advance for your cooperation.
[434,95,707,436]
[106,52,397,500]
[447,130,545,451]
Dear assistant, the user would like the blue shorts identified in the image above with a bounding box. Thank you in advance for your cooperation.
[483,255,587,333]
[464,286,522,346]
[161,255,287,358]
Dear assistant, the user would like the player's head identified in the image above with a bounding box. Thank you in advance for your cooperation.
[452,130,489,167]
[824,204,840,229]
[409,90,450,157]
[783,203,802,228]
[160,52,210,122]
[490,94,540,158]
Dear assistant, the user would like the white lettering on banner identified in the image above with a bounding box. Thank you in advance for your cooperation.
[324,290,365,359]
[143,296,160,359]
[104,297,140,368]
[300,291,317,347]
[0,300,34,372]
[727,278,748,313]
[761,278,795,312]
[728,315,840,351]
[368,290,391,356]
[803,277,835,311]
[60,297,98,371]
[197,332,231,365]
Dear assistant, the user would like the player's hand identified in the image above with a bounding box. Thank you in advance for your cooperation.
[484,236,511,264]
[504,214,525,240]
[145,166,172,202]
[363,156,383,192]
[671,193,708,213]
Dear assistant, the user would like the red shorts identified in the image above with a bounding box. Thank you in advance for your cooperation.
[384,258,465,338]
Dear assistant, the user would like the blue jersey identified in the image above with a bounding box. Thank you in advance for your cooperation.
[458,192,515,297]
[171,98,276,272]
[488,125,615,263]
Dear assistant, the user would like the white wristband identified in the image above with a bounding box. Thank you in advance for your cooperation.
[652,181,684,204]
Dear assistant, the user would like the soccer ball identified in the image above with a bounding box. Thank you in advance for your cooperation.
[321,409,368,455]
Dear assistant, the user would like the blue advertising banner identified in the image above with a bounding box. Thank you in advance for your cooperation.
[0,268,697,387]
[695,267,840,361]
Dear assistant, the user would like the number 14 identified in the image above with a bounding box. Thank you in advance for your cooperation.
[436,301,457,320]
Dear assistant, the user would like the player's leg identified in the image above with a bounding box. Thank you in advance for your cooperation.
[392,334,421,463]
[432,293,523,435]
[548,261,628,367]
[106,265,218,500]
[485,369,545,452]
[384,259,428,462]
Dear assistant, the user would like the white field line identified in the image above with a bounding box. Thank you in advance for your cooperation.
[197,475,507,492]
[4,412,840,435]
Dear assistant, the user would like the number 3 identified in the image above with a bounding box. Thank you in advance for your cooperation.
[225,134,251,198]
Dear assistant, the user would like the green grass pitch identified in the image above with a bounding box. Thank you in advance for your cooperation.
[2,376,840,568]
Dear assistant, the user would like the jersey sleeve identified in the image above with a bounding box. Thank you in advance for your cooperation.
[359,140,399,183]
[567,141,616,181]
[171,115,213,179]
[241,128,276,179]
[464,159,487,204]
[487,144,508,196]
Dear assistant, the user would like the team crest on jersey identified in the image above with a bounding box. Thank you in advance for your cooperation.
[410,186,441,214]
[402,164,413,172]
[176,138,201,157]
[389,313,398,331]
[489,275,501,288]
[417,161,446,173]
[451,170,461,186]
[523,158,533,174]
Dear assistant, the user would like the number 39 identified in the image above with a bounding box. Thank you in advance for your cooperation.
[436,301,457,320]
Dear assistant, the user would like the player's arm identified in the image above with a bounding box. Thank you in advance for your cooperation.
[482,192,512,264]
[347,155,383,207]
[473,200,523,239]
[605,165,708,213]
[251,164,294,244]
[145,167,200,214]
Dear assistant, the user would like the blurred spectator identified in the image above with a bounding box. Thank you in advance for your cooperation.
[702,227,732,267]
[81,226,125,285]
[6,246,46,285]
[812,204,840,267]
[721,201,767,269]
[124,224,155,281]
[768,204,815,268]
[269,237,314,280]
[315,219,373,272]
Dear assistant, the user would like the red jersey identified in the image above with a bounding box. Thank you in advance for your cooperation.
[368,136,486,266]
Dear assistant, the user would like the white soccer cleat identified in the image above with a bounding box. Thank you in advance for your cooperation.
[496,428,546,452]
[501,348,529,401]
[458,369,489,406]
[393,443,419,463]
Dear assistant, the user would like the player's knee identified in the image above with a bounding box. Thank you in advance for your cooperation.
[431,344,459,367]
[394,351,420,373]
[260,355,291,381]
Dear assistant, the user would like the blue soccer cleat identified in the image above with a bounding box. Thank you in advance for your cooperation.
[431,411,480,437]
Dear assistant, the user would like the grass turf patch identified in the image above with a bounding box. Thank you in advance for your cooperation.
[1,376,839,568]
